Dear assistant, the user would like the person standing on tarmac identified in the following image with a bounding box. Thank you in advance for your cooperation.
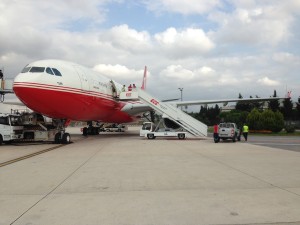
[0,70,3,90]
[213,124,219,143]
[242,124,249,141]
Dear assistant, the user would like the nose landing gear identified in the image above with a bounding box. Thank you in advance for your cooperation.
[54,119,71,144]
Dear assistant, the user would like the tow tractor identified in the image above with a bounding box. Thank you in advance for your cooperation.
[140,121,187,140]
[0,113,23,144]
[0,111,60,145]
[104,124,127,132]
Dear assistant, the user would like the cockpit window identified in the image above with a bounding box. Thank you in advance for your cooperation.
[21,66,31,73]
[46,67,54,75]
[52,68,62,76]
[30,67,45,73]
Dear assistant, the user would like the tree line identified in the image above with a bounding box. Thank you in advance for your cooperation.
[189,90,300,133]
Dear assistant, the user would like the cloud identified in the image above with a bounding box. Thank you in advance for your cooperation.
[272,52,300,65]
[198,66,215,74]
[93,64,145,81]
[257,77,280,86]
[0,0,110,30]
[98,24,152,53]
[210,5,293,46]
[154,27,215,58]
[144,0,222,15]
[159,65,221,88]
[160,65,194,80]
[0,1,299,105]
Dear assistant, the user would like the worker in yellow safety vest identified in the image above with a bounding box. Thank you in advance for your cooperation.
[242,124,249,141]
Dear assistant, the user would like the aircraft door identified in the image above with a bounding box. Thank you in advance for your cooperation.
[74,66,89,91]
[110,80,119,98]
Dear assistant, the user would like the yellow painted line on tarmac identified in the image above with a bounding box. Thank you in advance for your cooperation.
[0,145,64,168]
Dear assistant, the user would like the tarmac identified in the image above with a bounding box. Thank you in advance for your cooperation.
[1,127,300,225]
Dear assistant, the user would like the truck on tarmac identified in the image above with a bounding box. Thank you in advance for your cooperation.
[0,112,57,145]
[0,113,23,144]
[217,122,241,142]
[104,124,127,132]
[140,121,187,140]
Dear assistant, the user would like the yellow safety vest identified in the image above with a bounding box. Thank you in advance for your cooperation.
[243,125,249,133]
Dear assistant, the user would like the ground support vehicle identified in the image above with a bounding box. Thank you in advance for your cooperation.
[20,112,58,142]
[82,123,127,135]
[140,121,187,140]
[218,122,241,142]
[146,129,187,140]
[140,122,155,137]
[82,122,103,135]
[0,112,62,144]
[0,113,23,144]
[104,124,127,132]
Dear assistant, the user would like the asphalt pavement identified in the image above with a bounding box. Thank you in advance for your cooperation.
[242,135,300,152]
[1,128,300,225]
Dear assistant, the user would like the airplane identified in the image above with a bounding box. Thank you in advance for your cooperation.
[12,59,284,143]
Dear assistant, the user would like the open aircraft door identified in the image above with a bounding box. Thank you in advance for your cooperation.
[74,66,89,91]
[110,80,119,99]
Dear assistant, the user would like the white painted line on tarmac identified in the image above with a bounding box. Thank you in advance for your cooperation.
[252,143,300,146]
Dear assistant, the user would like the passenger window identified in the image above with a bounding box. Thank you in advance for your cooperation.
[30,67,45,73]
[21,66,31,73]
[52,68,62,76]
[46,67,54,75]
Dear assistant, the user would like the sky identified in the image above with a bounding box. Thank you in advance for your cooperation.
[0,0,300,112]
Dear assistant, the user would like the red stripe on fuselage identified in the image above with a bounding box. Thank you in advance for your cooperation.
[13,83,135,123]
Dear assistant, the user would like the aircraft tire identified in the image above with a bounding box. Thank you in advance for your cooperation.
[91,127,97,135]
[0,135,3,145]
[62,133,71,144]
[54,133,61,144]
[83,127,88,136]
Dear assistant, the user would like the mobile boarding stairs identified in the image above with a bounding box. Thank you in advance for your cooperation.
[0,79,14,102]
[119,88,207,138]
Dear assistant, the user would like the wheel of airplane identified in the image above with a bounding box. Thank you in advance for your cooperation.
[62,133,71,144]
[92,127,98,135]
[54,133,61,144]
[82,127,88,136]
[0,135,3,145]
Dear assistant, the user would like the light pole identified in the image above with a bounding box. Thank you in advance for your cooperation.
[178,88,183,110]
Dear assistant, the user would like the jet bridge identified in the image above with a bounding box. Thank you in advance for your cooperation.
[119,89,207,137]
[0,79,14,102]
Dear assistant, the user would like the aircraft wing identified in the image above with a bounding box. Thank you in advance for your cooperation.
[173,97,285,107]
